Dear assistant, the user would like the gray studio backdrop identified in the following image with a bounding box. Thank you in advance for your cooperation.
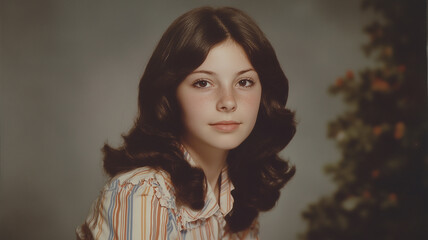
[0,0,374,239]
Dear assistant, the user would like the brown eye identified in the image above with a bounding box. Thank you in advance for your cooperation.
[237,79,254,88]
[192,80,212,88]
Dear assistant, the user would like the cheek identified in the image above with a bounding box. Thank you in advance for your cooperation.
[178,93,212,121]
[240,91,262,116]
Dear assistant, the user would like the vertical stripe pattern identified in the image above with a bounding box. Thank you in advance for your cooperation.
[77,151,259,240]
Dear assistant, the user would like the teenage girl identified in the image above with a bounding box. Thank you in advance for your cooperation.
[77,6,296,240]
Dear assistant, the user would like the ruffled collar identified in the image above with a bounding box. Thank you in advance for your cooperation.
[178,146,235,231]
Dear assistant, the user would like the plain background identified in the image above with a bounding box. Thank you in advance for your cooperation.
[0,0,375,239]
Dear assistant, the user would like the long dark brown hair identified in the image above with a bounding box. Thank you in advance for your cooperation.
[103,6,296,233]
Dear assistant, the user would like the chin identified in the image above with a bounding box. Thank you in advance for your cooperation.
[210,138,246,150]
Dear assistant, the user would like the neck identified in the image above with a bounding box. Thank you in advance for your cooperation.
[182,140,228,191]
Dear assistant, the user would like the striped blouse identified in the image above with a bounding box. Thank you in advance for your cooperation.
[77,151,259,239]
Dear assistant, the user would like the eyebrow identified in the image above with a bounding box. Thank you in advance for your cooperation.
[190,68,256,76]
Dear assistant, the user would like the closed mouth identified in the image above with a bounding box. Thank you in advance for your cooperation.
[209,121,241,126]
[209,121,241,132]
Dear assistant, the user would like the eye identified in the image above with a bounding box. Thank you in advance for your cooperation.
[237,79,255,88]
[192,79,213,88]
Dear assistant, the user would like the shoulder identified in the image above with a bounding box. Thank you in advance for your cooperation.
[108,167,173,189]
[103,167,176,209]
[79,167,180,239]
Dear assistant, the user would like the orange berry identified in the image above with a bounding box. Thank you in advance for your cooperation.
[335,77,344,87]
[388,193,397,202]
[397,65,406,73]
[346,70,354,79]
[384,47,393,57]
[394,122,405,139]
[363,191,371,199]
[373,126,382,136]
[371,78,390,92]
[371,170,380,178]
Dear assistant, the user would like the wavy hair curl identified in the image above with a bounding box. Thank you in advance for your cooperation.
[103,6,296,233]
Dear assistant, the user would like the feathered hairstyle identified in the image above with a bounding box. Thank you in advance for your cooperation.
[103,6,296,233]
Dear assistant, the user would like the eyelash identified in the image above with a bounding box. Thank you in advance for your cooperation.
[237,78,255,88]
[191,78,255,88]
[192,79,212,88]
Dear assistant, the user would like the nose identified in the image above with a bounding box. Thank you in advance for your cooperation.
[216,89,237,112]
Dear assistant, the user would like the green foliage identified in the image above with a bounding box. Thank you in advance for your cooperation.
[300,0,427,239]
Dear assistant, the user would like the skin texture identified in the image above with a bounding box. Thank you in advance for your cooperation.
[176,39,262,195]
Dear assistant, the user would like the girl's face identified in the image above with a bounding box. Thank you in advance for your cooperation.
[177,39,262,151]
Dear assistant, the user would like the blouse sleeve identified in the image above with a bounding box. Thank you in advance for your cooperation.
[82,178,176,240]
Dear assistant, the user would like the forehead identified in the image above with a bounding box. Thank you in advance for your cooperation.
[194,39,253,73]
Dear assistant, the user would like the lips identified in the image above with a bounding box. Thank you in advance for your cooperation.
[209,121,241,132]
